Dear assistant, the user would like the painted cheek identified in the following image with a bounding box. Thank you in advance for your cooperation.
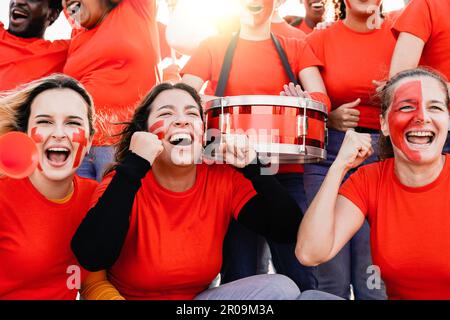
[149,120,165,140]
[344,0,352,9]
[30,127,44,171]
[388,81,423,162]
[72,128,88,168]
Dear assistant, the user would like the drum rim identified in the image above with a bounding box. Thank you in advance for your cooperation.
[204,95,328,115]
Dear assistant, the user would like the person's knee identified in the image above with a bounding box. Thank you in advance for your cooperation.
[266,274,300,300]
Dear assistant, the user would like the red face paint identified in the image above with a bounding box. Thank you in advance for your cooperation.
[149,120,165,140]
[30,127,43,171]
[387,80,423,162]
[345,0,352,9]
[72,128,87,168]
[30,127,44,143]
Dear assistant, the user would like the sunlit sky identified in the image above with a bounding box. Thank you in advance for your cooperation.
[0,0,406,41]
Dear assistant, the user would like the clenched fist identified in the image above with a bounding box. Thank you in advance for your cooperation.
[334,130,373,171]
[129,132,163,165]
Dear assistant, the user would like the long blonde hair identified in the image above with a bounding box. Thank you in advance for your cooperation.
[0,74,95,137]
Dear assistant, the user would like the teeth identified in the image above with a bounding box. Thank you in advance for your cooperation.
[247,4,263,12]
[48,148,70,152]
[12,9,27,18]
[311,2,324,8]
[170,133,192,143]
[406,131,434,137]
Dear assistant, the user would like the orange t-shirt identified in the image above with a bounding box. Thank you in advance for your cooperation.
[306,18,397,130]
[90,164,256,300]
[0,175,98,300]
[298,20,314,35]
[0,22,69,92]
[182,34,320,96]
[64,0,161,146]
[271,21,306,39]
[392,0,450,81]
[339,155,450,300]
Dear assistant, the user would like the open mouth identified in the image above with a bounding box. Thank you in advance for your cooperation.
[10,8,29,22]
[310,1,324,10]
[67,1,81,18]
[246,3,264,14]
[405,131,436,146]
[45,147,71,167]
[169,133,193,146]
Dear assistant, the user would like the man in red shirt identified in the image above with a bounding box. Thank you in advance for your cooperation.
[284,0,326,34]
[0,0,68,91]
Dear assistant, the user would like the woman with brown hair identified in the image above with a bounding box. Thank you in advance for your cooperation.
[297,67,450,299]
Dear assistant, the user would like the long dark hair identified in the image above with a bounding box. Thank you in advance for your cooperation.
[333,0,384,20]
[106,82,203,175]
[378,67,450,160]
[0,74,95,137]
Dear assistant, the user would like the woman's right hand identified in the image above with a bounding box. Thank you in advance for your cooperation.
[334,130,373,171]
[328,99,361,131]
[129,132,163,165]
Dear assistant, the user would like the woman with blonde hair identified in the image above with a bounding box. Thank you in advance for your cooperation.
[0,74,117,299]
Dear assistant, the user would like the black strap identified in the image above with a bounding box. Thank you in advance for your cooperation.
[215,32,240,97]
[270,33,299,86]
[215,32,299,97]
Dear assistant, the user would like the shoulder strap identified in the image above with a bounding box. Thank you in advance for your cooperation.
[215,32,240,97]
[270,33,299,86]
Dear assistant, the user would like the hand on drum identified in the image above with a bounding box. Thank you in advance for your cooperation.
[129,132,163,165]
[219,134,257,168]
[334,130,373,171]
[280,82,311,99]
[328,98,361,131]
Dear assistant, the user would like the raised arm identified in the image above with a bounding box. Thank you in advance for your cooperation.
[295,130,372,266]
[389,32,425,79]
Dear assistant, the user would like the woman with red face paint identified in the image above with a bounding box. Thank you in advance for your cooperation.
[288,0,399,299]
[62,0,160,182]
[181,0,329,291]
[67,82,342,300]
[296,67,450,300]
[0,74,108,299]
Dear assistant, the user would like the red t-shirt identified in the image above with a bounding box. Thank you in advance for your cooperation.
[306,18,397,130]
[182,34,322,173]
[339,155,450,299]
[0,22,69,91]
[298,20,314,35]
[271,21,306,39]
[0,175,98,300]
[393,0,450,81]
[90,164,256,300]
[64,0,161,146]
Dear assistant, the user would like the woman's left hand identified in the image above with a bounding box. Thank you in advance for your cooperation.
[280,82,311,98]
[219,134,257,168]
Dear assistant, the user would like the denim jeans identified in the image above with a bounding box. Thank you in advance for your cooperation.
[76,146,115,182]
[303,129,387,300]
[195,274,300,300]
[195,274,342,300]
[221,173,316,291]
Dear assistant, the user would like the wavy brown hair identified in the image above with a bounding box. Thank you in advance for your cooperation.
[0,74,95,137]
[105,82,203,175]
[378,67,450,160]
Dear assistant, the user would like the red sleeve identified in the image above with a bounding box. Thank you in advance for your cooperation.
[292,38,323,72]
[180,37,214,81]
[305,29,326,65]
[338,167,371,217]
[230,168,258,220]
[89,173,115,209]
[127,0,156,18]
[392,0,432,42]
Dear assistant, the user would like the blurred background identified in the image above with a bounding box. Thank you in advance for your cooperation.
[0,0,407,41]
